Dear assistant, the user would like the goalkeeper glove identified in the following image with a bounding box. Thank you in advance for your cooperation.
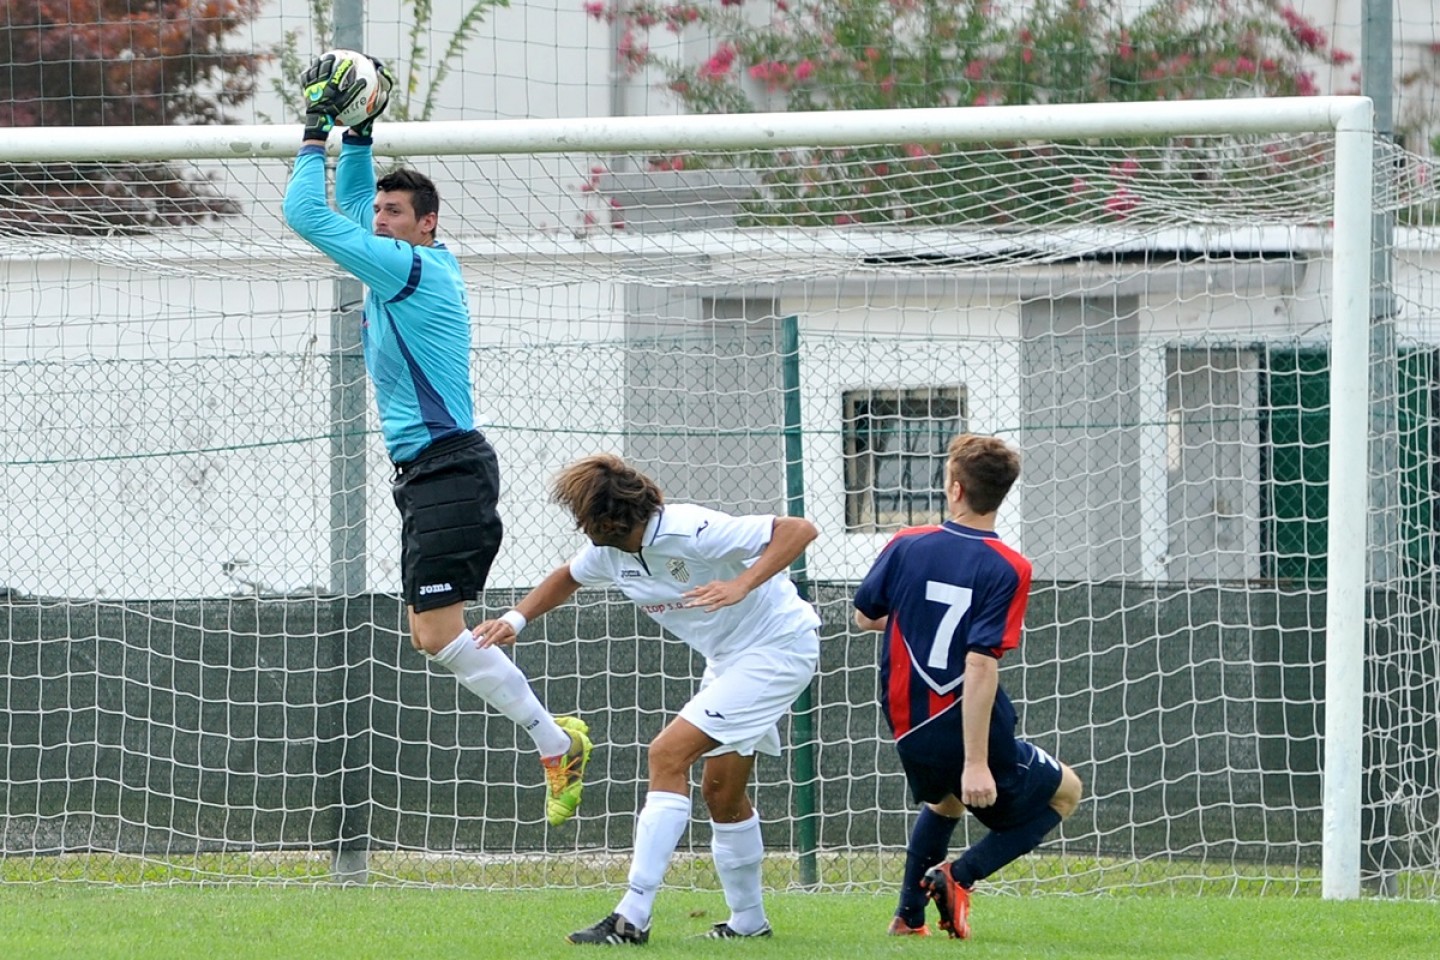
[300,52,368,142]
[347,57,396,140]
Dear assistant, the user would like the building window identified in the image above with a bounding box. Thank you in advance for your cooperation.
[843,387,966,532]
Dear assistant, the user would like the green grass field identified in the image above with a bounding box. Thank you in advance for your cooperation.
[1,886,1435,960]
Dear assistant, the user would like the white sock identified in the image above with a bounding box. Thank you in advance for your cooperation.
[428,630,572,758]
[615,791,692,929]
[711,811,767,934]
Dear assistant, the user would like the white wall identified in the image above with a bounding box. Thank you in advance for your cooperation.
[792,288,1021,581]
[1,256,331,598]
[6,233,1437,598]
[0,248,628,598]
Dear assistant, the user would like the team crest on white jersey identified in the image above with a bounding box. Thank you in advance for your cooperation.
[667,558,690,583]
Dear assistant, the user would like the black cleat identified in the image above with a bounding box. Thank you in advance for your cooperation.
[567,913,651,946]
[700,921,773,939]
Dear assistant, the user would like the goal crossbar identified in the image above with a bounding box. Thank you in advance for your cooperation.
[0,97,1373,162]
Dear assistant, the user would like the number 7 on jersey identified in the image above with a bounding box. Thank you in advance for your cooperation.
[925,580,973,670]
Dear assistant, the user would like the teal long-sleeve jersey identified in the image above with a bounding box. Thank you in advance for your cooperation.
[283,140,474,463]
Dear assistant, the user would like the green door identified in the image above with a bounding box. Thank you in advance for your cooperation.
[1264,348,1331,582]
[1264,347,1438,581]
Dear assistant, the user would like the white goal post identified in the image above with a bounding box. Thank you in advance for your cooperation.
[2,97,1415,900]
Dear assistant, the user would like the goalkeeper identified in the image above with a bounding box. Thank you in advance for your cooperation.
[852,434,1083,939]
[282,52,592,827]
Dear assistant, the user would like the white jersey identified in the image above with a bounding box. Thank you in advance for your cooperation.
[567,502,821,663]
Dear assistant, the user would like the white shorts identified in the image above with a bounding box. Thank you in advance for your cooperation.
[679,630,820,758]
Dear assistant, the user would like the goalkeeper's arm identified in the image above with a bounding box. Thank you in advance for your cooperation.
[298,52,393,225]
[335,56,394,224]
[335,137,377,226]
[282,147,416,298]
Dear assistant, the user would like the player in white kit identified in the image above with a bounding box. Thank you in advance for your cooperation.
[472,454,820,944]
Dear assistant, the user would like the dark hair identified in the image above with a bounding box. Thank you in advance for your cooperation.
[375,167,440,222]
[551,454,664,543]
[946,434,1020,515]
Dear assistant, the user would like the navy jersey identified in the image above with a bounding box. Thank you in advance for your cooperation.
[283,141,475,462]
[853,521,1031,740]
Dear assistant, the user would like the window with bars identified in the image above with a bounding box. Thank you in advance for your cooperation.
[843,386,966,532]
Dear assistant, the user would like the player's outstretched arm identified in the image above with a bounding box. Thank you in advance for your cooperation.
[336,57,396,224]
[474,564,583,648]
[285,55,360,234]
[682,515,817,612]
[298,52,373,144]
[283,150,417,297]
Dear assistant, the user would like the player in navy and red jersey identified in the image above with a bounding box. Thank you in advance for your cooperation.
[853,434,1083,940]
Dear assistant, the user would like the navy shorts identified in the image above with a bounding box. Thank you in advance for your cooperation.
[896,709,1064,832]
[391,431,504,612]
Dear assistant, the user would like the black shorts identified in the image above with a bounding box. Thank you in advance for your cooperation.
[391,430,504,612]
[896,708,1064,832]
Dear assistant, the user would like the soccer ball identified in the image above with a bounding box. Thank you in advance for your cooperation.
[319,49,387,129]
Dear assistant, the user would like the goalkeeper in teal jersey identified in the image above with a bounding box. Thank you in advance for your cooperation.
[282,52,591,827]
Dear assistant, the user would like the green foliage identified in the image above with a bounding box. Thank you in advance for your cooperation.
[269,0,509,124]
[391,0,512,121]
[600,0,1348,113]
[2,0,267,127]
[583,0,1353,229]
[0,0,267,233]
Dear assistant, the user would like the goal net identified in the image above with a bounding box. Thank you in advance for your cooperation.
[0,99,1435,898]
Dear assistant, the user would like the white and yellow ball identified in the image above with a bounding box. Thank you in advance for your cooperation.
[318,49,387,129]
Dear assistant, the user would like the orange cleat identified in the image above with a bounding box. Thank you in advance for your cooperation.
[886,916,931,937]
[920,862,972,940]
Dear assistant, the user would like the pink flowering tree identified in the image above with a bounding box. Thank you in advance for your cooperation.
[585,0,1353,226]
[596,0,1346,110]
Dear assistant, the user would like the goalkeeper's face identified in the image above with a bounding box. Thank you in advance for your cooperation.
[373,190,437,246]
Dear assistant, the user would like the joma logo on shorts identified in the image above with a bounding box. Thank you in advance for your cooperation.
[418,583,453,596]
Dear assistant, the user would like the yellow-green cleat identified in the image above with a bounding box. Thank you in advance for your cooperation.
[542,716,592,826]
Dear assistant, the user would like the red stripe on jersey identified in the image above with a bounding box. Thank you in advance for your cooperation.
[983,538,1032,657]
[888,524,942,547]
[886,615,913,738]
